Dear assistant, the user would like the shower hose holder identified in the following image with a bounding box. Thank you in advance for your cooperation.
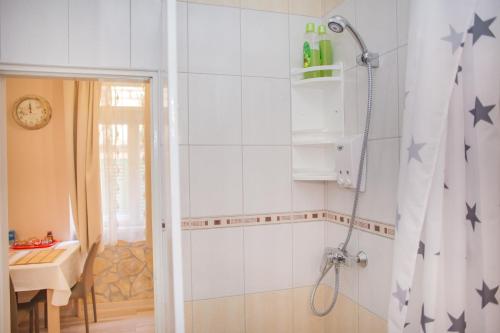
[357,52,379,68]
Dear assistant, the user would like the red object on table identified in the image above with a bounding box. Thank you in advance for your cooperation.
[11,240,58,250]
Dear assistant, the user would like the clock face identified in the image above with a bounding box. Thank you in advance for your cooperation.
[13,95,52,130]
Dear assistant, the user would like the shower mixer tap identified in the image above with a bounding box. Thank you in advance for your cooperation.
[321,246,368,270]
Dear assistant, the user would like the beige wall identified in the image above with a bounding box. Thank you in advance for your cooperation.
[6,77,70,241]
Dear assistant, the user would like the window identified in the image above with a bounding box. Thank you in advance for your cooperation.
[98,82,148,244]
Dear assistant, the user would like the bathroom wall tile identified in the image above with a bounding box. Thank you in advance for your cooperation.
[358,306,387,333]
[344,67,359,136]
[242,10,290,78]
[293,286,325,333]
[292,181,325,212]
[397,0,410,47]
[177,2,188,72]
[189,146,243,217]
[241,0,288,14]
[178,73,189,145]
[289,0,322,17]
[357,138,399,225]
[182,230,192,300]
[398,46,408,135]
[242,77,291,145]
[243,146,291,214]
[191,228,244,299]
[358,232,394,320]
[189,0,240,7]
[245,289,293,333]
[324,0,357,70]
[0,0,68,65]
[356,0,398,54]
[357,50,398,140]
[325,223,358,300]
[325,293,359,333]
[69,0,130,68]
[326,181,355,216]
[180,145,190,218]
[131,0,162,69]
[189,74,242,145]
[293,221,325,287]
[323,0,349,17]
[244,224,293,293]
[192,296,245,333]
[288,15,322,70]
[185,302,193,333]
[188,4,241,75]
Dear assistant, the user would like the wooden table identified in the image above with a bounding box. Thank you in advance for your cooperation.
[9,241,83,333]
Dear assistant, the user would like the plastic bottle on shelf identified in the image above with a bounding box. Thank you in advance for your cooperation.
[303,23,321,79]
[318,25,333,77]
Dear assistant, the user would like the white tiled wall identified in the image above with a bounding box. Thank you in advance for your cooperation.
[0,0,162,69]
[324,0,408,322]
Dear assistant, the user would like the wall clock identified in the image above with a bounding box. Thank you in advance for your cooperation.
[12,95,52,130]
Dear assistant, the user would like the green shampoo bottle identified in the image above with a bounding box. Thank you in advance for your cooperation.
[318,25,333,77]
[303,23,321,79]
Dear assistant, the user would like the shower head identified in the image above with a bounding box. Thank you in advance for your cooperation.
[327,15,379,67]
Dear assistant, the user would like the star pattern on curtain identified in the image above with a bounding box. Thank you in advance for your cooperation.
[468,13,496,44]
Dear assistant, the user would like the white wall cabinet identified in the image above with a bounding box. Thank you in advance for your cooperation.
[0,0,69,65]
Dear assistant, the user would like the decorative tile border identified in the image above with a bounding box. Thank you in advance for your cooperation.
[181,210,395,239]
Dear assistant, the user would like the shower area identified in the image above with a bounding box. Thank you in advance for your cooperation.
[178,0,405,331]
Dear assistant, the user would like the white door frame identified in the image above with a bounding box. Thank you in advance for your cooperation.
[0,65,174,333]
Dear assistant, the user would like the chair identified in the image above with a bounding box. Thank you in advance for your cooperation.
[9,277,45,333]
[70,240,100,333]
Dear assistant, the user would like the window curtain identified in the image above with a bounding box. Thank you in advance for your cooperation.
[98,81,151,245]
[63,80,103,253]
[389,0,499,332]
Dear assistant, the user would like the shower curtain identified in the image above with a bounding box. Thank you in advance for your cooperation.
[389,0,499,332]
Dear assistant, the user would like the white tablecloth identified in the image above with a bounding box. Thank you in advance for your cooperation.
[9,240,83,306]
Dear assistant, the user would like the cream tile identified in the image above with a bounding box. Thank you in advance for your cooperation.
[185,301,193,333]
[356,0,398,54]
[288,15,321,72]
[241,0,288,13]
[358,232,394,320]
[243,146,291,214]
[242,77,291,145]
[293,286,325,333]
[322,0,347,16]
[188,4,241,75]
[191,228,244,299]
[245,289,293,333]
[293,221,325,287]
[357,138,399,224]
[292,181,325,212]
[192,296,245,333]
[244,224,293,293]
[189,0,240,7]
[358,305,387,333]
[182,230,192,301]
[188,74,242,145]
[189,146,243,217]
[324,293,358,333]
[242,10,289,78]
[357,50,399,140]
[289,0,322,17]
[180,145,190,218]
[177,2,188,72]
[178,73,189,145]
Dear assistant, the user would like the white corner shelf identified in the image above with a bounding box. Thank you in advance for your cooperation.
[291,64,343,87]
[291,62,345,182]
